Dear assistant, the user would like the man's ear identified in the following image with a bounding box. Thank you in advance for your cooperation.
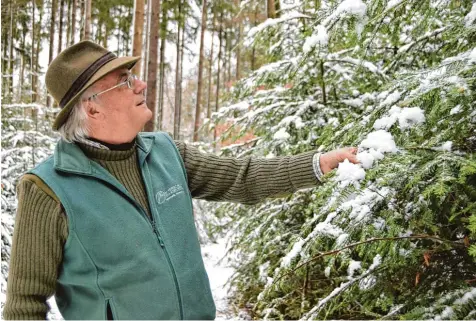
[84,100,101,120]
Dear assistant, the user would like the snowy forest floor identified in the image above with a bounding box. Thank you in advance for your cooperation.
[41,235,248,320]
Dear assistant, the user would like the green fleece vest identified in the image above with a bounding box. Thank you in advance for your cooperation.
[30,132,216,320]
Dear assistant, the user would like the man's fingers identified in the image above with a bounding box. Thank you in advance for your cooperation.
[347,154,360,164]
[347,147,358,154]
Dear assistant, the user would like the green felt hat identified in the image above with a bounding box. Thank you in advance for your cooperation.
[46,40,140,130]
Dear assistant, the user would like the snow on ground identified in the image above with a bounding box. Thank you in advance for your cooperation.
[201,238,238,320]
[46,296,62,320]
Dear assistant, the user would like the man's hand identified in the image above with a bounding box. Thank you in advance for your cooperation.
[320,147,359,174]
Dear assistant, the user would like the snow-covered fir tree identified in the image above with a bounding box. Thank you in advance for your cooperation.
[211,0,476,319]
[1,103,58,313]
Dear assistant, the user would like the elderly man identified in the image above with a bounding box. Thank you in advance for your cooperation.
[4,41,358,320]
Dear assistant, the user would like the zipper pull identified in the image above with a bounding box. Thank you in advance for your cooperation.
[157,234,165,247]
[152,221,165,247]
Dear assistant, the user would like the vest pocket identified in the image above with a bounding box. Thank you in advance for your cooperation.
[105,298,116,320]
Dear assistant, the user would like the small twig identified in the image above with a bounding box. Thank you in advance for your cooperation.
[273,234,461,285]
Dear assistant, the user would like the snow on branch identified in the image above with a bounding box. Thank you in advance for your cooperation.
[244,12,311,46]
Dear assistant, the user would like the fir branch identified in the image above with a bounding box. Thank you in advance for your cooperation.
[273,234,463,285]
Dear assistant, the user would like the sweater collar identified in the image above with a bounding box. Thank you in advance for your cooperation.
[53,133,155,174]
[77,140,136,161]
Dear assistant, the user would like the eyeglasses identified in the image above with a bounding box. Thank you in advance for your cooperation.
[87,74,139,100]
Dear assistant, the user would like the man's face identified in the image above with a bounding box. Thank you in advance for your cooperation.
[88,68,152,143]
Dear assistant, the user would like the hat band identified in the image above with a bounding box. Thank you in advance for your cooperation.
[59,52,116,108]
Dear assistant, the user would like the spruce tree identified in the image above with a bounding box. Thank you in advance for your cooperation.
[211,0,476,319]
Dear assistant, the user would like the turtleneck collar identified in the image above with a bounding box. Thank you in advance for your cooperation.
[88,137,136,151]
[77,137,137,161]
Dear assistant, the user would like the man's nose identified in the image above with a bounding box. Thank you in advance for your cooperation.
[134,78,147,94]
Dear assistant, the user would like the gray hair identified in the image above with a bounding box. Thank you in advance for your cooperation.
[58,87,96,143]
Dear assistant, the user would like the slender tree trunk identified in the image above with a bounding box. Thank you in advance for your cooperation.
[226,29,231,85]
[58,0,65,54]
[142,0,151,82]
[132,0,145,76]
[144,0,161,132]
[206,10,216,120]
[32,107,38,166]
[84,0,92,40]
[214,11,224,141]
[20,28,26,127]
[5,2,14,102]
[222,29,227,88]
[66,0,72,46]
[267,0,276,19]
[9,1,14,100]
[235,0,242,80]
[158,2,168,131]
[47,0,57,107]
[71,0,77,45]
[20,31,25,100]
[2,26,7,99]
[103,22,108,48]
[173,1,183,139]
[80,0,85,39]
[31,0,37,103]
[179,21,185,136]
[193,0,207,141]
[37,5,46,122]
[251,6,258,71]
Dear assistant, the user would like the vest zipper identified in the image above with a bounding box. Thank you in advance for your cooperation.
[150,219,184,319]
[141,164,184,319]
[151,221,164,247]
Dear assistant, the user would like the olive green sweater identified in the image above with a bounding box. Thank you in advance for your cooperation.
[3,139,319,320]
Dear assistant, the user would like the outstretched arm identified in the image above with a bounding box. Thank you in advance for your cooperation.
[174,142,358,205]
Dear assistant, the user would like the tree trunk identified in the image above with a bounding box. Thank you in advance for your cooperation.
[20,30,25,100]
[80,0,85,39]
[193,0,207,142]
[144,0,161,132]
[206,9,216,120]
[6,1,17,103]
[179,19,185,136]
[214,11,224,141]
[2,18,7,99]
[36,5,45,121]
[58,0,65,54]
[31,0,37,103]
[267,0,276,19]
[158,2,168,131]
[103,22,108,48]
[235,0,242,80]
[142,0,151,81]
[226,29,231,85]
[132,0,145,76]
[71,0,77,45]
[251,6,258,71]
[84,0,92,40]
[8,1,14,102]
[47,0,57,107]
[173,1,183,139]
[66,0,72,46]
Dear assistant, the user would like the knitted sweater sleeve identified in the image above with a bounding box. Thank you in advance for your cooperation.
[3,175,68,320]
[174,141,320,205]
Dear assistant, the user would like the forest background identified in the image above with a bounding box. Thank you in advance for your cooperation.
[1,0,476,319]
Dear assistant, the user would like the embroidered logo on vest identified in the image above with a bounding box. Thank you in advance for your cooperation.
[155,184,185,204]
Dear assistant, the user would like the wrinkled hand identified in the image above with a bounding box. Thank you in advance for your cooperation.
[320,147,359,174]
